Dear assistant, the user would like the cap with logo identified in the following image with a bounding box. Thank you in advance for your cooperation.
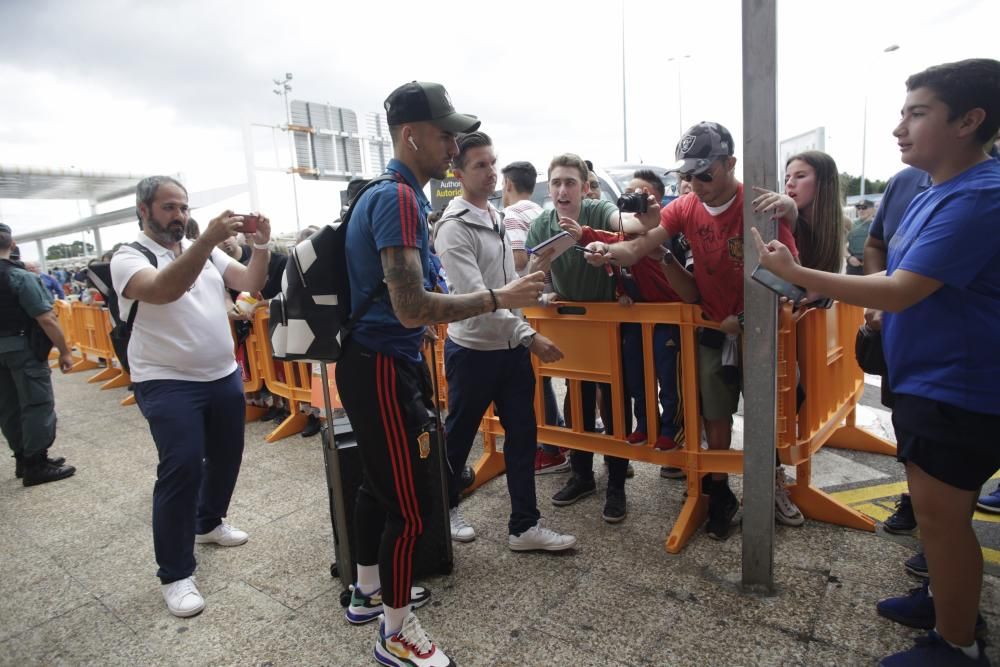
[666,122,735,176]
[384,81,481,134]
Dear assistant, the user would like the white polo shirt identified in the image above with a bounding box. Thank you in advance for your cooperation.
[110,232,241,383]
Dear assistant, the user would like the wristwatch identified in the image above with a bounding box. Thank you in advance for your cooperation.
[519,333,536,348]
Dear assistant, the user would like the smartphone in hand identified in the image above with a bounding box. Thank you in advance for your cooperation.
[751,265,807,302]
[238,214,260,234]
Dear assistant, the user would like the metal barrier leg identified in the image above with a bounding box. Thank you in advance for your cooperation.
[100,372,130,390]
[121,394,137,406]
[667,482,710,554]
[69,356,99,373]
[88,367,119,383]
[790,459,876,532]
[266,406,308,442]
[826,409,897,456]
[245,404,266,422]
[468,427,506,494]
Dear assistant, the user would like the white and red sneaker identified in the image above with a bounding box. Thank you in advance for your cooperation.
[374,613,454,667]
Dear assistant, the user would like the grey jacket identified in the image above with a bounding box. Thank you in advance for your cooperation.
[435,197,534,351]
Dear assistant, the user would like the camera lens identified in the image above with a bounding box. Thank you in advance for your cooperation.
[616,192,647,214]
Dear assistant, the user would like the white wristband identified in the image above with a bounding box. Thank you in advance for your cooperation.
[252,242,270,251]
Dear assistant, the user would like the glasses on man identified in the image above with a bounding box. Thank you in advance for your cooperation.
[588,181,600,189]
[679,171,714,184]
[855,204,870,210]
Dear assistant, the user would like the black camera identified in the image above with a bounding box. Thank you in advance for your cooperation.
[616,192,647,214]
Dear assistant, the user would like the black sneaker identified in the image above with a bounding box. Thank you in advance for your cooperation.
[706,484,739,540]
[905,551,929,579]
[551,475,597,507]
[602,489,627,523]
[884,493,918,535]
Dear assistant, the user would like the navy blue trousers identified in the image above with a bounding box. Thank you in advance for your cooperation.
[134,369,246,584]
[444,340,540,536]
[621,323,681,438]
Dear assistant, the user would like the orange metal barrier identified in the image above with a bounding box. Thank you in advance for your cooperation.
[49,300,74,366]
[780,303,896,529]
[251,308,314,442]
[66,303,133,392]
[467,300,895,553]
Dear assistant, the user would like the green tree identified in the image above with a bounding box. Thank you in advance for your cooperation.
[840,172,888,198]
[45,241,95,260]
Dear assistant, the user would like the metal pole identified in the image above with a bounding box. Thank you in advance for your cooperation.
[677,66,683,137]
[741,0,778,593]
[860,95,868,199]
[282,87,302,233]
[621,0,628,162]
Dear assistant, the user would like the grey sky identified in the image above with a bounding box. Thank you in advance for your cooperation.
[1,0,998,256]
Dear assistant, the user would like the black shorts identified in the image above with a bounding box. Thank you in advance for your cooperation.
[893,393,1000,491]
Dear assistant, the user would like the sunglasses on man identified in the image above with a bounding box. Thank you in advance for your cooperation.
[679,171,714,184]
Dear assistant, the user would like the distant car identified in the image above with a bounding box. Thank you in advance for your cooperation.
[490,163,679,211]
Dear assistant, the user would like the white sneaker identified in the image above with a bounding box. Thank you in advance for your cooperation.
[509,524,577,552]
[774,468,805,527]
[449,508,475,543]
[162,577,205,618]
[375,612,452,667]
[195,522,249,546]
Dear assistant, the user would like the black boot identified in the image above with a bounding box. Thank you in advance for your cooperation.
[300,414,321,437]
[14,450,66,479]
[22,453,76,487]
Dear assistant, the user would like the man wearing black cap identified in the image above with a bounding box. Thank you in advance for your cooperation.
[582,122,801,539]
[336,81,545,667]
[0,223,76,486]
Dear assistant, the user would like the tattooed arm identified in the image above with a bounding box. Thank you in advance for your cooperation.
[380,246,545,328]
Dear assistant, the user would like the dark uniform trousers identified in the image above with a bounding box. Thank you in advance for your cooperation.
[0,345,57,459]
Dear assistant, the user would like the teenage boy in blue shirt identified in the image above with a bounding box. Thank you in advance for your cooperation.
[754,58,1000,666]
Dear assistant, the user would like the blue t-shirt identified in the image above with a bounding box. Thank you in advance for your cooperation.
[883,159,1000,415]
[869,167,932,245]
[346,160,431,363]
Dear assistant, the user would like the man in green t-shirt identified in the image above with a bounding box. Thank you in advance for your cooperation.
[526,153,660,523]
[846,199,875,275]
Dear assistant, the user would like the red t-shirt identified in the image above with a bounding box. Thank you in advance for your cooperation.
[580,227,683,302]
[660,185,798,322]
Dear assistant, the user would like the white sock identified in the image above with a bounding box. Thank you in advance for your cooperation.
[937,628,979,659]
[356,564,380,595]
[383,604,411,636]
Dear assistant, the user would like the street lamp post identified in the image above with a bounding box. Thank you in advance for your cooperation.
[273,72,302,233]
[667,55,691,138]
[860,45,900,199]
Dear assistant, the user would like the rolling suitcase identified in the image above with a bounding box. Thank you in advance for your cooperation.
[317,362,454,607]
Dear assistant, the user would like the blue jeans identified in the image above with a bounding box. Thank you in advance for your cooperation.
[444,340,540,535]
[621,323,680,438]
[134,369,246,584]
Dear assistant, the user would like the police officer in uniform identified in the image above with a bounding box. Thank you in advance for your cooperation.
[0,223,76,485]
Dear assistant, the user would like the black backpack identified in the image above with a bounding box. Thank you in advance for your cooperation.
[87,242,158,373]
[269,174,408,362]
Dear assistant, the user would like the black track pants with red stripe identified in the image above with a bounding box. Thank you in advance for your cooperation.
[336,339,435,610]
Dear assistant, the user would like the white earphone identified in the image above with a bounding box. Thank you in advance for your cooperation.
[408,137,419,152]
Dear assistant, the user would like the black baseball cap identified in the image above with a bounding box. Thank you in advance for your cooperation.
[384,81,481,133]
[0,222,10,234]
[666,121,735,176]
